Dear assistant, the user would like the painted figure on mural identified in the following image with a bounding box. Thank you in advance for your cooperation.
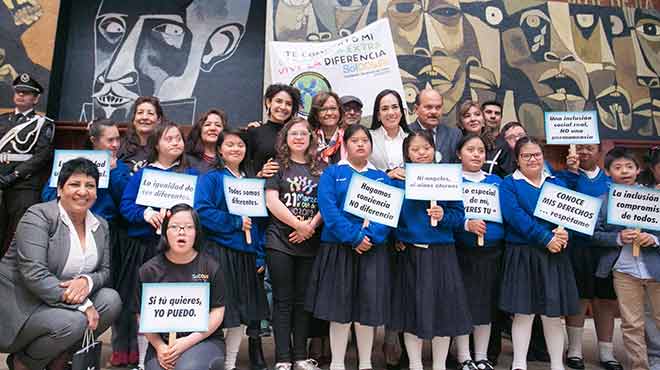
[82,0,251,123]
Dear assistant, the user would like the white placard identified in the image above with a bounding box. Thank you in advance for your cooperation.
[135,169,197,209]
[269,18,404,117]
[49,150,111,188]
[544,111,600,144]
[223,177,268,217]
[342,173,404,228]
[533,182,602,235]
[405,163,463,201]
[462,183,502,223]
[139,282,210,333]
[607,184,660,231]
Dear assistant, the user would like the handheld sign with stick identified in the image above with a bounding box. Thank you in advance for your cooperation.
[462,183,502,247]
[606,185,660,256]
[405,163,463,227]
[430,200,438,227]
[342,173,404,229]
[544,111,600,149]
[223,177,267,244]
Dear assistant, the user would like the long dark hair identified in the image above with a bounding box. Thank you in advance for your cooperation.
[264,84,301,120]
[370,89,409,133]
[514,136,543,165]
[146,122,188,172]
[121,96,164,155]
[275,117,323,176]
[158,204,203,253]
[185,109,226,157]
[215,128,251,175]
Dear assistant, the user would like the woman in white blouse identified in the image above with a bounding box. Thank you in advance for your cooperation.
[0,158,121,370]
[369,89,410,179]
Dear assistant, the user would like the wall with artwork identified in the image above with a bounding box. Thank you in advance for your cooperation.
[270,0,660,140]
[54,0,266,126]
[0,0,60,114]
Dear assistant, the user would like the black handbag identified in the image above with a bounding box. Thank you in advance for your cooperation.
[71,329,103,370]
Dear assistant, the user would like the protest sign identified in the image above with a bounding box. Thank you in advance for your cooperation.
[607,184,660,231]
[139,282,210,334]
[343,173,404,228]
[462,183,502,224]
[135,169,197,209]
[405,164,463,201]
[544,111,600,145]
[223,177,268,217]
[269,18,404,116]
[49,150,111,188]
[533,182,602,236]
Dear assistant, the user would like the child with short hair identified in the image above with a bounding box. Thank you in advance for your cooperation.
[594,147,660,370]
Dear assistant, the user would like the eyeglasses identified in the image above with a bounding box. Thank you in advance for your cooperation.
[519,152,543,161]
[344,107,362,113]
[320,107,339,112]
[167,224,195,233]
[287,130,310,138]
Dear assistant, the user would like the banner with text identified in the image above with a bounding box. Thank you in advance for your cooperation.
[343,173,404,228]
[49,150,111,188]
[135,170,197,209]
[533,182,602,235]
[462,183,502,223]
[269,18,404,116]
[223,177,268,217]
[139,282,210,333]
[607,184,660,231]
[544,111,600,145]
[405,163,463,201]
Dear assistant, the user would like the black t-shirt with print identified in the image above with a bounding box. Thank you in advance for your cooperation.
[135,251,225,339]
[265,162,322,257]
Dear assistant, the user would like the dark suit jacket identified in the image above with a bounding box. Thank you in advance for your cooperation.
[0,200,110,349]
[408,120,463,163]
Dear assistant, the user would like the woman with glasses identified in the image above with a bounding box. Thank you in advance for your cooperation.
[308,92,346,165]
[137,204,226,370]
[498,137,578,370]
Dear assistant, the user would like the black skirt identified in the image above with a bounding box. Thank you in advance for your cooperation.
[455,243,503,325]
[305,242,390,327]
[568,241,617,300]
[499,244,579,317]
[206,242,268,328]
[115,235,159,306]
[389,243,473,339]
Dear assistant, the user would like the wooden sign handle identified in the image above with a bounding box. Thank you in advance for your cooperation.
[244,217,252,244]
[169,332,176,346]
[362,219,370,228]
[569,144,577,156]
[633,228,641,257]
[430,200,438,227]
[477,234,484,247]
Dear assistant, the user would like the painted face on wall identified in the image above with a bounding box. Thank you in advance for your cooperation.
[499,1,589,137]
[570,5,632,133]
[380,0,482,124]
[92,0,249,120]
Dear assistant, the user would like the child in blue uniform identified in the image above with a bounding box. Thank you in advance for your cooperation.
[453,134,504,370]
[305,125,391,370]
[195,129,268,370]
[390,131,471,370]
[498,137,578,370]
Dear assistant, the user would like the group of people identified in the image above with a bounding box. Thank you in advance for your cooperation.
[0,73,658,370]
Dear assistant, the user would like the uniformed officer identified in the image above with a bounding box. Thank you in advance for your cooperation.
[0,73,54,255]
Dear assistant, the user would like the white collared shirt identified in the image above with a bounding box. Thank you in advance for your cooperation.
[14,108,34,116]
[512,169,553,188]
[463,170,487,183]
[580,166,600,180]
[338,158,377,173]
[58,202,100,311]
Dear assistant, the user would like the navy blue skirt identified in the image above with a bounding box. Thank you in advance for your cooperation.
[206,242,268,328]
[305,242,390,327]
[389,243,472,339]
[499,244,579,317]
[568,241,617,300]
[455,243,503,325]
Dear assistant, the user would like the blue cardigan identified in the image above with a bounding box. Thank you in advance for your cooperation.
[195,168,266,267]
[317,162,391,247]
[42,161,130,223]
[120,165,198,239]
[499,172,568,247]
[393,178,464,245]
[454,174,505,247]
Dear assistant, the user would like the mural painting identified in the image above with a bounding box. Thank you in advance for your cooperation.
[271,0,660,139]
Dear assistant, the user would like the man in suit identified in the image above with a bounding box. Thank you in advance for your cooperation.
[0,73,54,255]
[408,89,462,163]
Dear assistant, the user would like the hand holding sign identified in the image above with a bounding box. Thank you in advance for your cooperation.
[223,177,267,245]
[50,150,111,188]
[462,183,502,246]
[136,170,197,210]
[533,182,602,236]
[406,164,462,226]
[343,173,404,228]
[607,184,660,256]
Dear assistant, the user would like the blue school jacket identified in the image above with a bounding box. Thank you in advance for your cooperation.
[393,179,464,245]
[317,161,391,247]
[195,168,266,267]
[499,171,568,247]
[454,174,505,247]
[120,165,198,239]
[42,161,130,223]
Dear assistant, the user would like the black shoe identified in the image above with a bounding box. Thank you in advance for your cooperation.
[6,354,14,370]
[600,360,623,370]
[458,360,478,370]
[566,357,585,370]
[446,354,459,369]
[475,359,494,370]
[486,354,498,367]
[249,337,268,370]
